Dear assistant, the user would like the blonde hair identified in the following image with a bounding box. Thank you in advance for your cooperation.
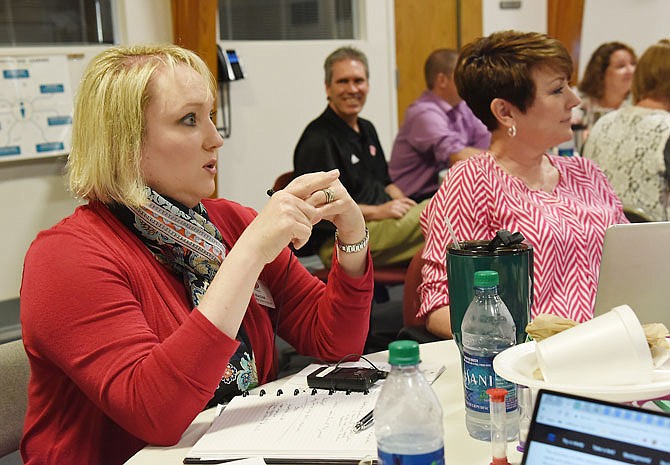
[67,44,215,207]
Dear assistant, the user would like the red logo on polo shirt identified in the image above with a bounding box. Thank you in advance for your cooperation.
[369,145,376,156]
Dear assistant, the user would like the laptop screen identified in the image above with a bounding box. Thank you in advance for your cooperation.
[594,222,670,328]
[521,389,670,465]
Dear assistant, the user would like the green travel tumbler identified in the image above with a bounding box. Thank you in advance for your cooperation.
[447,240,533,350]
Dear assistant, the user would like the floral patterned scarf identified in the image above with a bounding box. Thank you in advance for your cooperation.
[110,189,258,406]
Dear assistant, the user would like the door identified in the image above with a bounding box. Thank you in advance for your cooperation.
[394,0,482,125]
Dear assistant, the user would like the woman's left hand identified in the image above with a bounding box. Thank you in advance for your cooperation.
[237,169,366,267]
[286,170,368,276]
[296,174,366,247]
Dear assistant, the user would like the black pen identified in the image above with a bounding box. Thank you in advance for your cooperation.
[267,188,298,253]
[352,366,446,433]
[353,409,374,433]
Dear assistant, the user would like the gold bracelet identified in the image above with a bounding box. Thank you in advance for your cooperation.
[335,227,369,253]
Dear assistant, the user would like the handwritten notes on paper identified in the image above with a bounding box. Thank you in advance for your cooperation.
[185,390,379,464]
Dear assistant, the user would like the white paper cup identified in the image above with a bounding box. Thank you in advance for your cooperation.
[535,305,653,386]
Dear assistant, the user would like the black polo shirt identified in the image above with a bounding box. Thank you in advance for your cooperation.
[293,106,392,205]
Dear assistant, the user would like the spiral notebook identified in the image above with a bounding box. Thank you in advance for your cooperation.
[183,388,380,464]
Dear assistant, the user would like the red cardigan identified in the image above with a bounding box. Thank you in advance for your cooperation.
[20,199,373,465]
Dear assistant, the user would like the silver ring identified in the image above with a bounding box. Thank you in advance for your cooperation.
[322,188,335,204]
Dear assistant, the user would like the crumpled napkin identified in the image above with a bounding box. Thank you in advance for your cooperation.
[526,314,670,377]
[525,314,578,342]
[645,322,670,367]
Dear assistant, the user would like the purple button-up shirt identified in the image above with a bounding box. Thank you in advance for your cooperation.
[389,90,491,200]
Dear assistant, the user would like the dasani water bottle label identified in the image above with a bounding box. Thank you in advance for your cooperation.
[463,352,517,413]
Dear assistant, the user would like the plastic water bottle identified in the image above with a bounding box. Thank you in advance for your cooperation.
[461,270,519,441]
[556,138,575,156]
[375,340,445,465]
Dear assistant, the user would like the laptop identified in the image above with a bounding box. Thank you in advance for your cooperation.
[594,222,670,327]
[521,389,670,465]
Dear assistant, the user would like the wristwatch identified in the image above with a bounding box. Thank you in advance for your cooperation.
[335,227,369,253]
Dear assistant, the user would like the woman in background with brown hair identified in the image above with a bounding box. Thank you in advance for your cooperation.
[574,41,637,134]
[583,40,670,221]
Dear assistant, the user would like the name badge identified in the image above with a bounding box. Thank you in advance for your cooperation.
[253,280,275,309]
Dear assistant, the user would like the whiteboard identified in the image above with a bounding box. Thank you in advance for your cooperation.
[0,54,73,162]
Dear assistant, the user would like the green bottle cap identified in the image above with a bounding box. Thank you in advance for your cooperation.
[388,340,420,365]
[474,270,499,287]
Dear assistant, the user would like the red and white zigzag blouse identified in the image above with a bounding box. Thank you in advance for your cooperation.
[419,152,628,323]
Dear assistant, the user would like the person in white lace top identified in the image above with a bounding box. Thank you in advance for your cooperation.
[582,40,670,221]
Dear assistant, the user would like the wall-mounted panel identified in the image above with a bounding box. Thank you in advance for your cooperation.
[0,54,73,162]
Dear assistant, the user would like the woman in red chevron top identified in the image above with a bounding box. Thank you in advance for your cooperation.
[418,30,628,339]
[20,45,373,465]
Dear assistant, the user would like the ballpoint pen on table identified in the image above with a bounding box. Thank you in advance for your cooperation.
[353,364,446,433]
[353,409,374,432]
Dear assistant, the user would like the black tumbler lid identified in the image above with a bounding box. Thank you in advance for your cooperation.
[448,230,532,257]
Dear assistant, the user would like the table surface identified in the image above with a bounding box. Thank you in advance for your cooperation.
[125,340,523,465]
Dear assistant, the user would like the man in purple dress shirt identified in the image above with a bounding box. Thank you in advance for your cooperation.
[389,49,491,201]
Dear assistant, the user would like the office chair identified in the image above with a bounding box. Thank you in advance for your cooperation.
[271,171,409,301]
[397,246,441,343]
[0,339,30,459]
[271,171,295,195]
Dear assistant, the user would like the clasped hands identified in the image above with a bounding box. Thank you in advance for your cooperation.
[245,169,366,265]
[380,197,416,219]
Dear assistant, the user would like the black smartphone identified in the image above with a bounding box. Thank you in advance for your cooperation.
[306,366,386,392]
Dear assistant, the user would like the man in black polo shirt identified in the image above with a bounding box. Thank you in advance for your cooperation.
[294,46,426,268]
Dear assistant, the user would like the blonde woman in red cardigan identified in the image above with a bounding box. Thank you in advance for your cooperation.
[20,45,373,465]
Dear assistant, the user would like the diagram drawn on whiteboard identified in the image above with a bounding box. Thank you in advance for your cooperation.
[0,54,73,162]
